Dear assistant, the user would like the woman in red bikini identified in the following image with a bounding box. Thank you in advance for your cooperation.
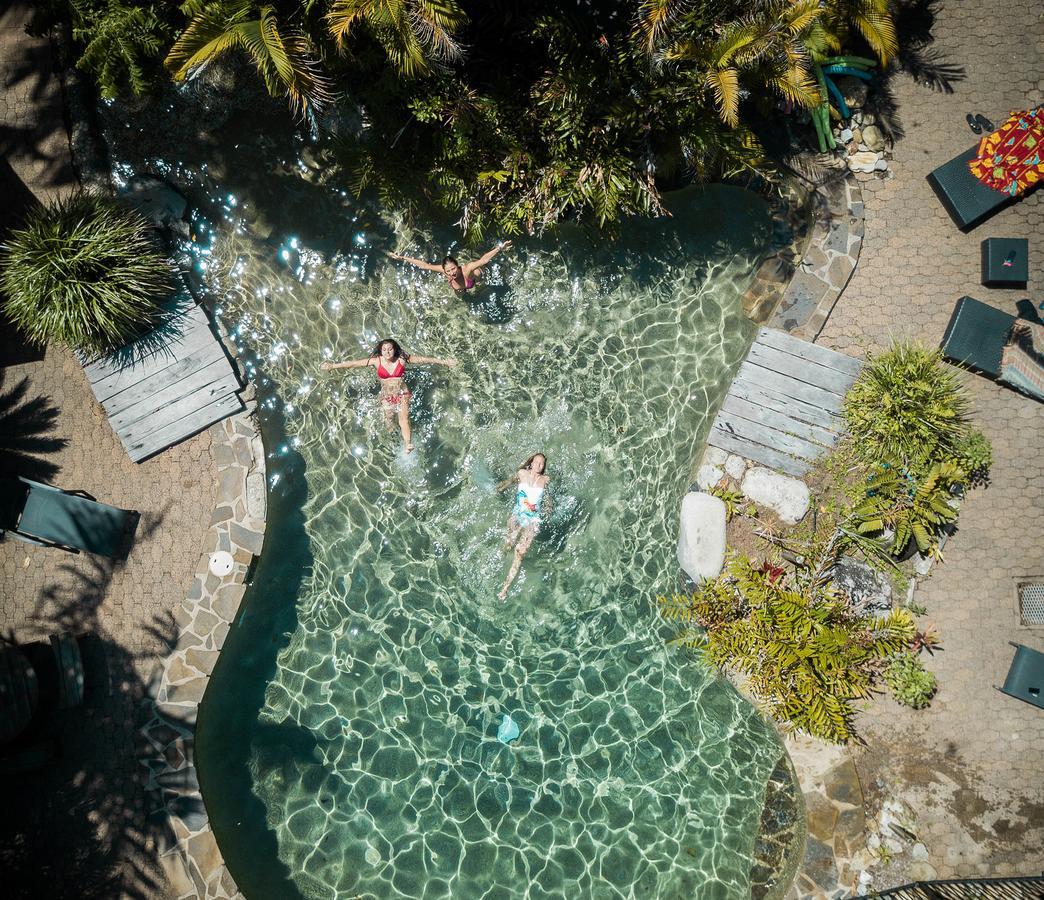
[386,241,513,294]
[320,338,456,453]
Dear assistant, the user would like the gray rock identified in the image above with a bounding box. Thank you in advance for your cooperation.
[724,454,747,480]
[839,128,854,143]
[914,552,934,576]
[118,175,189,238]
[837,76,868,109]
[911,842,929,861]
[740,467,810,524]
[703,446,728,468]
[874,158,888,171]
[862,124,886,152]
[831,556,892,614]
[695,463,724,491]
[677,492,727,584]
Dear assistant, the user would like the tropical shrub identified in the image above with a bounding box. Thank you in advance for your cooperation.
[843,342,970,473]
[952,427,993,486]
[883,652,936,708]
[0,194,173,356]
[660,553,914,743]
[849,460,961,557]
[708,484,756,522]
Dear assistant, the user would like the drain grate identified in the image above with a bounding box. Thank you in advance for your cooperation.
[1018,581,1044,625]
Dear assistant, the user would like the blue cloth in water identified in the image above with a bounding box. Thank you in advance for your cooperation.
[497,714,520,744]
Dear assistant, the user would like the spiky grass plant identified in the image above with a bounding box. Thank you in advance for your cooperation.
[843,341,970,473]
[1,193,173,357]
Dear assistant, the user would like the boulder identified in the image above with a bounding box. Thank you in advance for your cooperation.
[861,124,886,152]
[831,556,892,614]
[677,492,726,584]
[838,127,853,144]
[837,76,868,109]
[740,467,810,523]
[702,446,728,468]
[118,175,189,238]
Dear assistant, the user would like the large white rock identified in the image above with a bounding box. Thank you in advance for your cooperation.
[740,467,811,524]
[677,492,727,584]
[724,454,747,480]
[702,446,728,468]
[847,150,880,174]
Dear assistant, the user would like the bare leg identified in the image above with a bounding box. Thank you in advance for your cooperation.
[502,514,522,551]
[382,402,395,432]
[397,402,413,452]
[499,526,536,600]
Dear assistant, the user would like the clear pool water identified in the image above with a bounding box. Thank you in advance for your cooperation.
[186,180,788,899]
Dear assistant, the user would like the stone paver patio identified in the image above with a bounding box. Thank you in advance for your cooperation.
[811,0,1044,891]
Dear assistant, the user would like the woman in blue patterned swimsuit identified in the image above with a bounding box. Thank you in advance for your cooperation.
[496,452,551,600]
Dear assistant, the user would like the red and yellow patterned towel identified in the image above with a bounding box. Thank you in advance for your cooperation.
[969,107,1044,196]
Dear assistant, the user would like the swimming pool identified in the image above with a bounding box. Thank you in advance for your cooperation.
[179,177,791,899]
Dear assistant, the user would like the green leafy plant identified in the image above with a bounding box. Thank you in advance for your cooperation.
[0,193,173,357]
[909,624,941,655]
[883,652,936,708]
[843,342,970,473]
[849,460,961,557]
[660,553,914,743]
[708,484,757,522]
[952,427,992,486]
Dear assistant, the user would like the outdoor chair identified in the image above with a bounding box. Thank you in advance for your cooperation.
[0,476,139,558]
[997,643,1044,710]
[927,146,1021,231]
[940,296,1044,402]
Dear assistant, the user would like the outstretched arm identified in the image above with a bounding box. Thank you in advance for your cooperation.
[320,356,375,371]
[465,240,513,274]
[495,473,518,493]
[386,251,442,272]
[410,355,457,367]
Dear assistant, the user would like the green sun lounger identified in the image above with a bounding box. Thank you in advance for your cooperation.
[941,296,1044,401]
[997,643,1044,710]
[0,477,139,558]
[926,146,1019,231]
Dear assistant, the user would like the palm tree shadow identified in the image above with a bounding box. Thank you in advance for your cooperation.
[0,372,68,480]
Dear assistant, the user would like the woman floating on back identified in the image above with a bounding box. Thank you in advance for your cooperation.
[321,338,456,453]
[496,452,551,600]
[387,241,512,294]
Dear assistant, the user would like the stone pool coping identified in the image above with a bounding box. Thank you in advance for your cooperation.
[140,346,265,900]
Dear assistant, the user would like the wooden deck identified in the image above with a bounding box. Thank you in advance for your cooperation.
[83,296,243,463]
[707,327,863,477]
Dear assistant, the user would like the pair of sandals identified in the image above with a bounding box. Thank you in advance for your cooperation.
[966,113,995,134]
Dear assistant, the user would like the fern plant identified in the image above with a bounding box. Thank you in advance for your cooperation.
[660,553,914,743]
[849,461,961,557]
[0,194,173,357]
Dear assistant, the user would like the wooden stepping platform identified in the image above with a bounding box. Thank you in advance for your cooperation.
[84,297,243,463]
[707,327,863,477]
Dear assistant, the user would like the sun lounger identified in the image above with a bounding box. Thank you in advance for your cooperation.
[926,146,1021,231]
[997,643,1044,710]
[0,476,139,558]
[940,296,1044,401]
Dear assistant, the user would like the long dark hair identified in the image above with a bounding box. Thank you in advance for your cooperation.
[521,452,547,474]
[441,255,459,268]
[370,337,409,363]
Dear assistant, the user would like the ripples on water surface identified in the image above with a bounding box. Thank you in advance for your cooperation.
[172,177,786,899]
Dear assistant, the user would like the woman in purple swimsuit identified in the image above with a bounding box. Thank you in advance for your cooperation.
[386,241,512,294]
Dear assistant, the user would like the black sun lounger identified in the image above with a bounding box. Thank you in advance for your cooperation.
[940,295,1017,377]
[997,643,1044,710]
[926,145,1021,231]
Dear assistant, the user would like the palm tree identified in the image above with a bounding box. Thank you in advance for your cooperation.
[325,0,467,77]
[818,0,897,64]
[165,0,334,121]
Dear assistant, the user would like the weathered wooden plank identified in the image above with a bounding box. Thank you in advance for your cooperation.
[720,393,839,447]
[88,320,218,401]
[746,341,857,395]
[707,428,810,477]
[102,350,235,418]
[121,377,240,446]
[127,392,243,462]
[108,365,240,434]
[756,328,864,378]
[82,302,204,378]
[736,360,846,411]
[713,409,828,462]
[728,379,845,432]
